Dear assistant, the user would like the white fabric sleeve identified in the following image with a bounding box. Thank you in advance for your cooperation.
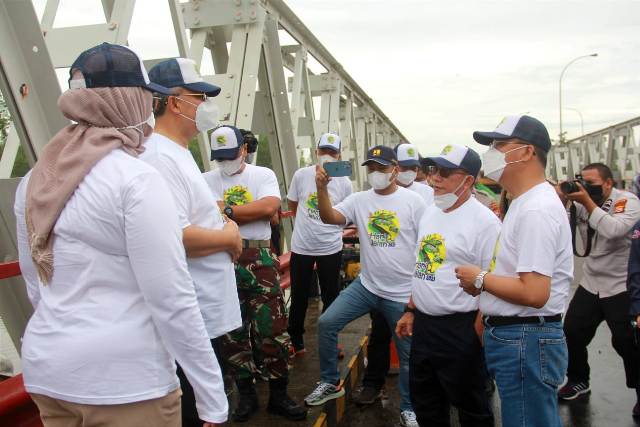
[334,192,358,225]
[123,171,228,423]
[476,219,502,271]
[257,168,281,200]
[287,170,300,202]
[514,209,560,278]
[143,154,191,229]
[14,174,42,308]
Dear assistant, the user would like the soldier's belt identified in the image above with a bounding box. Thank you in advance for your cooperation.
[242,239,271,249]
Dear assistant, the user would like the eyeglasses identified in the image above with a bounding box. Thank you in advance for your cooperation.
[427,165,466,178]
[178,93,208,102]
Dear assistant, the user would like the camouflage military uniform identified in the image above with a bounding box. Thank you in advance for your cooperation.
[222,247,291,380]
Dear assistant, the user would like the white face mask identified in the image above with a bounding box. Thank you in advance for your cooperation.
[218,153,245,176]
[397,170,417,186]
[367,171,393,190]
[434,177,468,211]
[482,145,527,182]
[117,112,155,135]
[319,154,337,166]
[178,97,219,133]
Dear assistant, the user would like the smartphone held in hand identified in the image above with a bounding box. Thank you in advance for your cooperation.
[323,160,352,177]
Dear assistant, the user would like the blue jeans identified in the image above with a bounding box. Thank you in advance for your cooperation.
[484,320,568,427]
[318,276,412,411]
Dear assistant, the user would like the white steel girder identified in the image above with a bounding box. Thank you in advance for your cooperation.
[0,0,408,352]
[547,116,640,186]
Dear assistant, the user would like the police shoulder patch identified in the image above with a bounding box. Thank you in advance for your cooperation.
[614,198,627,214]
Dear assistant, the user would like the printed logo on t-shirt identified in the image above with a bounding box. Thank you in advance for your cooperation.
[224,185,253,206]
[414,233,445,281]
[367,210,399,247]
[306,192,320,220]
[489,236,501,273]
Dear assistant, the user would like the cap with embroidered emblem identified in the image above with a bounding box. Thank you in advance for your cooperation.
[424,144,481,177]
[210,125,245,160]
[362,145,397,166]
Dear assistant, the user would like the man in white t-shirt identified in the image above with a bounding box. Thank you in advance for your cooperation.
[286,133,352,354]
[304,145,426,427]
[457,115,573,427]
[142,58,243,427]
[395,143,435,204]
[203,125,307,422]
[395,144,498,426]
[354,142,434,406]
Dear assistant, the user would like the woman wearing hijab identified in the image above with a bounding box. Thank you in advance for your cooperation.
[14,43,226,427]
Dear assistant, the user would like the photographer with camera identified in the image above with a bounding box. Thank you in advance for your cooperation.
[558,163,640,414]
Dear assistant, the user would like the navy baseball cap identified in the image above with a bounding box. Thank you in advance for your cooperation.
[210,125,246,160]
[68,43,171,95]
[362,145,397,166]
[394,143,420,167]
[473,115,551,152]
[149,58,221,96]
[424,144,482,177]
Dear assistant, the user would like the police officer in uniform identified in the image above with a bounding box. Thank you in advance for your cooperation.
[559,163,640,414]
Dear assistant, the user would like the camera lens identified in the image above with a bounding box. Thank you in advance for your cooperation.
[560,181,578,194]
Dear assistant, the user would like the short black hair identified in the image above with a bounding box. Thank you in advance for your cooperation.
[534,146,547,168]
[153,94,169,117]
[582,162,613,182]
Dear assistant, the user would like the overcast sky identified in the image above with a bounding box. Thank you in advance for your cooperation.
[33,0,640,155]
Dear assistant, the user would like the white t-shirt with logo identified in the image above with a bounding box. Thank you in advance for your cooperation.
[287,166,352,256]
[406,182,435,206]
[412,198,501,315]
[203,164,281,240]
[140,133,241,338]
[334,187,427,302]
[479,182,574,317]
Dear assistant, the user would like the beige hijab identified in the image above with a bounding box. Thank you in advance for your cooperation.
[25,86,152,284]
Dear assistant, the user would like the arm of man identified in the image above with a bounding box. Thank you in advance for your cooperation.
[125,172,227,424]
[316,165,347,225]
[183,222,241,261]
[287,200,298,216]
[457,209,557,309]
[588,195,640,240]
[226,196,281,225]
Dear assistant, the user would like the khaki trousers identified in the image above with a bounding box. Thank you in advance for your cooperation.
[30,388,181,427]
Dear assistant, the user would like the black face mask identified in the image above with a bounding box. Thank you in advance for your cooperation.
[585,183,604,205]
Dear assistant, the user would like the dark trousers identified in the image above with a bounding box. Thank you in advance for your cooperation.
[410,310,494,427]
[287,251,342,346]
[176,336,225,427]
[564,286,639,387]
[363,309,391,390]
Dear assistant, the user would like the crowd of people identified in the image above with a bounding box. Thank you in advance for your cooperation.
[11,42,640,427]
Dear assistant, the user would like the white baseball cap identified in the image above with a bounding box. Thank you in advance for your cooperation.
[317,133,341,153]
[210,125,245,160]
[394,143,420,167]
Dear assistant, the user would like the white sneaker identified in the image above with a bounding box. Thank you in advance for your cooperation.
[400,410,419,427]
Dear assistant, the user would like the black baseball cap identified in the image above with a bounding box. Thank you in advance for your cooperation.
[362,145,397,166]
[149,58,221,96]
[424,144,482,177]
[473,115,551,152]
[68,43,171,95]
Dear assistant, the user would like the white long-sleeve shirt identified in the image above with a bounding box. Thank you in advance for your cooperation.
[15,150,228,423]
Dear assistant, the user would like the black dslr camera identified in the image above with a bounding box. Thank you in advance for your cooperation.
[559,174,588,194]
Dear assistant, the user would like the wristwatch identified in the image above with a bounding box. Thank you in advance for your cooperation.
[223,206,234,220]
[403,304,416,314]
[474,271,489,291]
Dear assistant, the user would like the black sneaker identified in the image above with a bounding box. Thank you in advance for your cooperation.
[558,381,590,400]
[352,386,382,406]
